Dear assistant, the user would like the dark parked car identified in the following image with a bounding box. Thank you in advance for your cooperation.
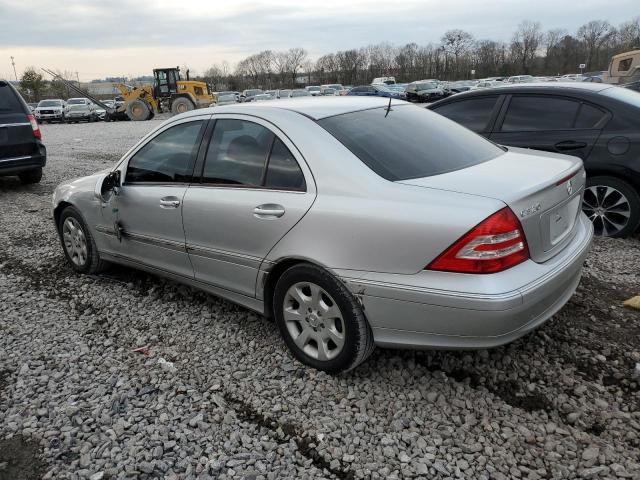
[428,83,640,237]
[405,81,447,103]
[346,85,405,99]
[0,80,46,184]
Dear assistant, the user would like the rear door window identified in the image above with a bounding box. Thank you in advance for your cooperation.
[264,138,306,191]
[501,96,580,131]
[0,82,24,115]
[201,119,273,186]
[575,103,607,129]
[318,105,503,181]
[432,96,499,132]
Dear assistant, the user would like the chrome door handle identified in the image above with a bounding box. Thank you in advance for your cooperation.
[253,204,285,218]
[159,198,180,208]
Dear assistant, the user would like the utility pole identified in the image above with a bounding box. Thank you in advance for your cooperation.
[10,56,17,81]
[75,71,80,87]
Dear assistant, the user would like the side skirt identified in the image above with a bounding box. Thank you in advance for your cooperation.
[99,251,266,315]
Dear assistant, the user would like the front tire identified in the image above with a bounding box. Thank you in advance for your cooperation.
[171,97,195,115]
[583,176,640,237]
[58,206,108,274]
[18,167,42,184]
[273,263,375,374]
[126,99,152,121]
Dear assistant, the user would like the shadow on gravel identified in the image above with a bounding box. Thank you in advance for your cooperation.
[0,177,53,196]
[0,435,47,480]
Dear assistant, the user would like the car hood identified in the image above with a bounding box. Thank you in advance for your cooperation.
[418,89,442,94]
[67,104,90,111]
[37,106,63,110]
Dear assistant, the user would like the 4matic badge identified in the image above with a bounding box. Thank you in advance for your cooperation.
[520,202,541,218]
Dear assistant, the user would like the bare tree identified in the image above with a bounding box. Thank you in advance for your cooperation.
[441,29,475,78]
[617,17,640,50]
[577,20,615,69]
[510,20,543,73]
[285,48,308,87]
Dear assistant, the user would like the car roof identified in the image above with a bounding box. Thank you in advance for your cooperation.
[193,97,406,120]
[439,82,614,98]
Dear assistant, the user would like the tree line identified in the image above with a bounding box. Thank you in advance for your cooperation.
[204,17,640,90]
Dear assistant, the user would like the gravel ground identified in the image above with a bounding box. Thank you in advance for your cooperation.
[1,120,639,480]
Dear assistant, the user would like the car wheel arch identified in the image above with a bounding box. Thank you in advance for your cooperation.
[53,201,74,229]
[262,257,338,319]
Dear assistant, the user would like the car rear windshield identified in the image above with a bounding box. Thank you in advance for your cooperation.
[0,82,24,114]
[601,85,640,108]
[318,105,503,181]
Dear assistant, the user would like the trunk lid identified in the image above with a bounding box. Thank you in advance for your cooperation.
[398,147,585,263]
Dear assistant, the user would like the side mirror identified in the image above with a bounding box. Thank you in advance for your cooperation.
[94,170,120,202]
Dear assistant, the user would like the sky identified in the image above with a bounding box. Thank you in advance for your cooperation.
[0,0,638,81]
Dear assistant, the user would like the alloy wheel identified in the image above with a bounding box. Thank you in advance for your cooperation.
[582,185,631,236]
[283,282,345,361]
[62,217,88,266]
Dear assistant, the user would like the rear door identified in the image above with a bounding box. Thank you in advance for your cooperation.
[489,94,607,159]
[0,81,35,162]
[182,115,316,297]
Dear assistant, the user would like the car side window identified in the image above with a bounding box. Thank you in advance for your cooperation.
[265,138,306,191]
[202,119,273,186]
[575,103,607,129]
[501,96,580,132]
[125,120,203,183]
[433,96,499,133]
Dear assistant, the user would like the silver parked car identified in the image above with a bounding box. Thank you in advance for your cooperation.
[53,98,593,373]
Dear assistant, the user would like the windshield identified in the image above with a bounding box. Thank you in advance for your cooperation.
[601,85,640,108]
[67,99,86,105]
[307,87,321,92]
[291,91,310,97]
[375,85,392,92]
[415,82,438,91]
[318,105,503,181]
[39,100,62,107]
[245,90,262,96]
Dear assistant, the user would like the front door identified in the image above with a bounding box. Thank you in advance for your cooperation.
[104,117,207,277]
[490,94,605,159]
[182,115,316,297]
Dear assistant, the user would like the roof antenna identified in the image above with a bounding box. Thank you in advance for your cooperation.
[384,96,392,117]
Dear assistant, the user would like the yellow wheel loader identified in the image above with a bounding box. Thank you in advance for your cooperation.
[42,67,214,122]
[116,67,214,121]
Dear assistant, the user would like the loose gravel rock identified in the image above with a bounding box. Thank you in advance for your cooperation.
[1,120,639,479]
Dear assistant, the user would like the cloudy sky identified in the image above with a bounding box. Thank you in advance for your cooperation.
[0,0,637,81]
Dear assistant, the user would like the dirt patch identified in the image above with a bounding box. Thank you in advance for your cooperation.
[0,435,47,480]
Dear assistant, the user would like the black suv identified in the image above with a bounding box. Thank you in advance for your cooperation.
[429,83,640,237]
[0,80,46,184]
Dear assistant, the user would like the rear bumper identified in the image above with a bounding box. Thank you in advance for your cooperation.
[342,213,593,349]
[0,151,46,175]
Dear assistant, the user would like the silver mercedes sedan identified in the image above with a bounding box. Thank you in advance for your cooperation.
[53,97,593,373]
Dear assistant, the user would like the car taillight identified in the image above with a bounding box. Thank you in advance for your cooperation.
[426,207,529,274]
[27,114,41,139]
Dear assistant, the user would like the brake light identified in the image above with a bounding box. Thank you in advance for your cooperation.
[426,207,529,274]
[27,114,41,139]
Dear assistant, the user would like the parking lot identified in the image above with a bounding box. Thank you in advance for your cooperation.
[0,120,639,479]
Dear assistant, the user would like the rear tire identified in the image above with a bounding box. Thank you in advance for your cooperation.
[583,176,640,238]
[126,99,152,121]
[171,97,195,115]
[273,263,375,374]
[58,206,108,274]
[18,167,42,184]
